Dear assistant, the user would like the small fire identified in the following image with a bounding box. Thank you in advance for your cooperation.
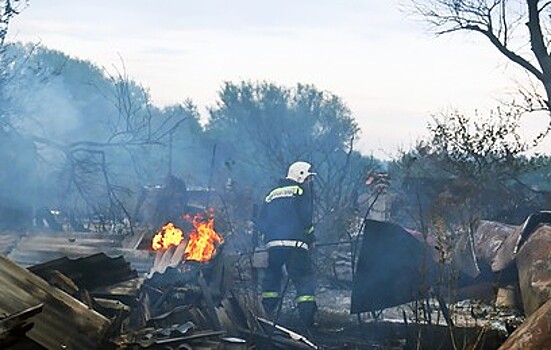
[152,222,184,250]
[184,210,224,262]
[151,209,224,263]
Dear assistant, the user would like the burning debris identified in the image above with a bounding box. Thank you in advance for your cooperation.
[151,222,184,251]
[182,211,224,262]
[150,209,224,267]
[0,207,549,349]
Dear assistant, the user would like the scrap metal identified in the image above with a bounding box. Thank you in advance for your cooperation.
[498,298,551,350]
[0,303,43,348]
[515,224,551,316]
[257,316,319,349]
[351,219,439,313]
[6,233,155,273]
[0,254,111,349]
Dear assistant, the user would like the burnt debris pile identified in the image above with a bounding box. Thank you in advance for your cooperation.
[0,211,550,349]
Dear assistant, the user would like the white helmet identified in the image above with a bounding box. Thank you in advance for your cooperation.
[286,161,316,184]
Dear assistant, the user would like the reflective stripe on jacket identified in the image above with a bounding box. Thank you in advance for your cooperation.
[265,239,309,250]
[257,178,314,245]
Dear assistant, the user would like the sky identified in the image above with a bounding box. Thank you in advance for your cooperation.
[8,0,551,159]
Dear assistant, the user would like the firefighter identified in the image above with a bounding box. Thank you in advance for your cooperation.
[256,161,317,327]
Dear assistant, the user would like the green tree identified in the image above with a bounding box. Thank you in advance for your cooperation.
[206,81,380,239]
[390,106,550,229]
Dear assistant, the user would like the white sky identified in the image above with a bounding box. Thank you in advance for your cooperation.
[8,0,551,159]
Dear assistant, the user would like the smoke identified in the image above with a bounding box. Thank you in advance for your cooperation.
[12,79,82,140]
[0,43,113,226]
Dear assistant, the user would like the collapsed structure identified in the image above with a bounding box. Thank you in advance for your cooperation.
[0,208,549,349]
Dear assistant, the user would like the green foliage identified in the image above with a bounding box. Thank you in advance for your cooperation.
[206,81,360,182]
[389,107,551,228]
[205,81,380,239]
[1,42,378,234]
[427,108,533,175]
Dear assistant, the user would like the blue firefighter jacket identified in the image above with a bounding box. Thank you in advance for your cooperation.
[257,178,315,247]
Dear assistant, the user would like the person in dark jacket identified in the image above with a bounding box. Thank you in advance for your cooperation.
[257,161,317,327]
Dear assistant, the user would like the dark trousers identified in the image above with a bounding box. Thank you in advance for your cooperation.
[261,247,317,325]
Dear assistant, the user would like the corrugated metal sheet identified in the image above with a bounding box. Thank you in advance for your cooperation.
[29,253,138,291]
[0,303,43,348]
[0,255,111,349]
[6,233,155,274]
[92,277,144,299]
[0,234,20,255]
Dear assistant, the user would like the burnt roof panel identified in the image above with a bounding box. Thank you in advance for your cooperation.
[29,252,138,291]
[7,234,155,273]
[0,234,20,255]
[0,255,111,349]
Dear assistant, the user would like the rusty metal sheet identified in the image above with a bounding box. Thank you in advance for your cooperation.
[451,229,480,278]
[498,298,551,350]
[0,254,111,349]
[472,220,517,272]
[351,220,438,313]
[515,224,551,316]
[493,211,551,272]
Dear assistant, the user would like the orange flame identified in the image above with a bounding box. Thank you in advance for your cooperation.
[151,222,184,250]
[151,209,224,262]
[184,210,224,262]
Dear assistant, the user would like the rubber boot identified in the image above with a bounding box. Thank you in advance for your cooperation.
[298,302,317,328]
[262,298,280,319]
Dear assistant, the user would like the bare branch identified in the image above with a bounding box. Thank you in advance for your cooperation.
[411,0,551,110]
